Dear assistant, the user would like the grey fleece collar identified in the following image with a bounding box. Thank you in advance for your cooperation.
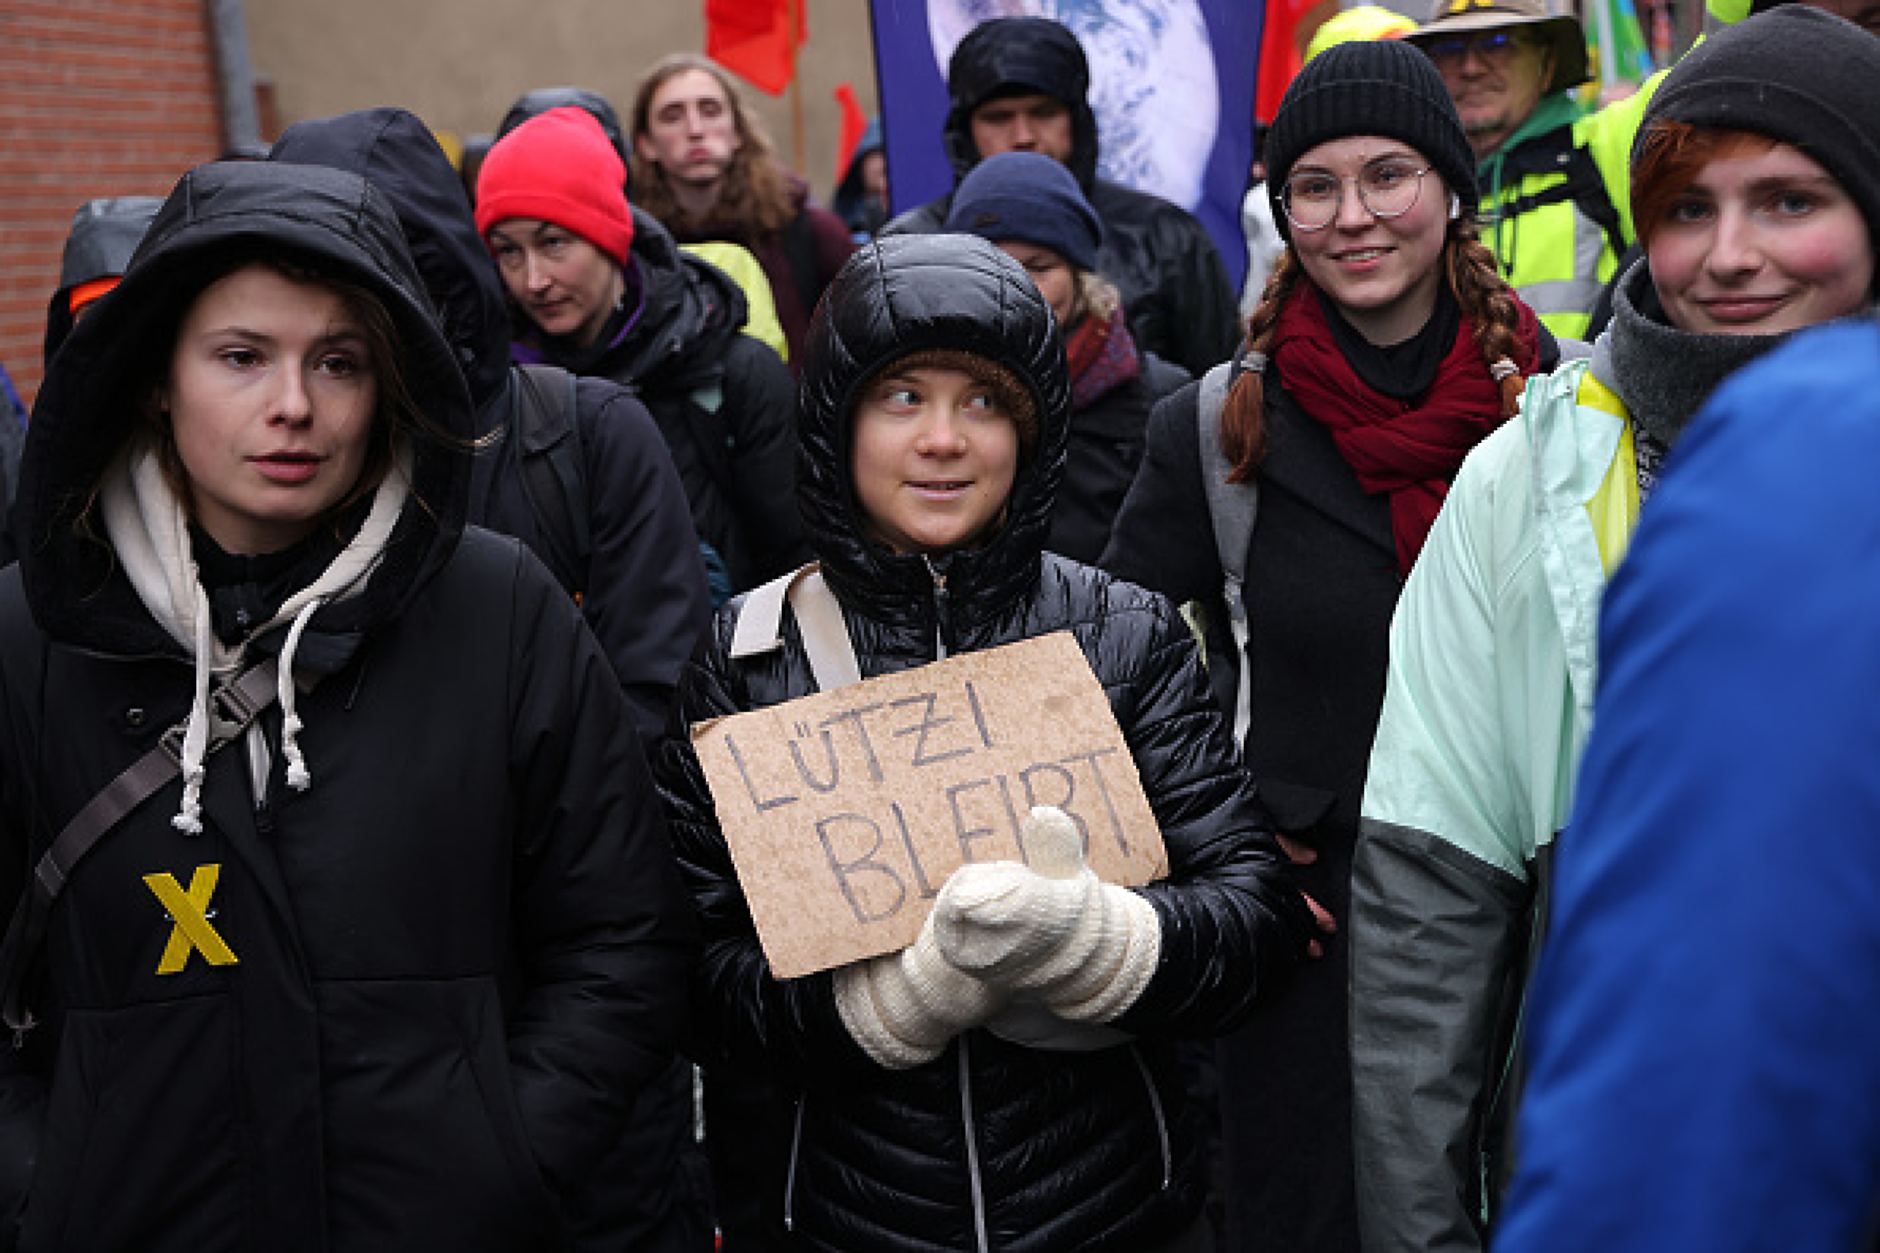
[1595,259,1792,449]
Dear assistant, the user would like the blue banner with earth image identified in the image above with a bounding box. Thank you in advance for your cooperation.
[869,0,1263,291]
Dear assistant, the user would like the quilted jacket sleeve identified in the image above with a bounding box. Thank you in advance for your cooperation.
[653,611,875,1085]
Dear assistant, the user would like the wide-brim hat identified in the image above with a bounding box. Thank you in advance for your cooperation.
[1406,0,1590,95]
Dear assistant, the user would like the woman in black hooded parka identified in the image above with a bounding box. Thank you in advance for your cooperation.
[0,160,694,1252]
[657,233,1320,1252]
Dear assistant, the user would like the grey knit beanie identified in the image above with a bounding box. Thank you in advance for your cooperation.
[1636,6,1880,248]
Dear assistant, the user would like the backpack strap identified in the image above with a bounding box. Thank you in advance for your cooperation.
[729,563,862,693]
[510,364,591,590]
[0,657,281,1038]
[1196,361,1259,750]
[1492,126,1629,264]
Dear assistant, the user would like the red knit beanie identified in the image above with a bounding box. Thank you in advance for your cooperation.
[475,106,635,266]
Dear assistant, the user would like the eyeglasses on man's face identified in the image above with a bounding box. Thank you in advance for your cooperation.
[1282,160,1434,232]
[1423,29,1534,65]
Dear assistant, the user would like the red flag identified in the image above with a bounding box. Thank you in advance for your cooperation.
[706,0,807,96]
[1255,0,1323,122]
[832,82,868,187]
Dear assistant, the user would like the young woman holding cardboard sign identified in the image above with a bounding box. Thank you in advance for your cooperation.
[657,232,1328,1252]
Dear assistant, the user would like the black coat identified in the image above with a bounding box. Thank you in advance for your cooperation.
[879,19,1241,378]
[1101,322,1561,1251]
[269,106,711,753]
[1103,377,1396,1252]
[523,210,808,595]
[267,106,715,1252]
[0,161,695,1252]
[1046,344,1189,565]
[657,234,1314,1252]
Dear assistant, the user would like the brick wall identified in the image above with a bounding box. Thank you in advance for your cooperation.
[0,1,225,410]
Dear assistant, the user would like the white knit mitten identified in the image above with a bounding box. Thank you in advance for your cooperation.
[938,806,1162,1025]
[931,808,1097,985]
[833,915,1002,1069]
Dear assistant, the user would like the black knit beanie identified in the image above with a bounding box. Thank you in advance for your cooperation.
[1635,6,1880,249]
[1263,38,1476,241]
[944,151,1102,273]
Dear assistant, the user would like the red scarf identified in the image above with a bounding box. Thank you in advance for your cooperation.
[1272,285,1541,574]
[1064,304,1141,409]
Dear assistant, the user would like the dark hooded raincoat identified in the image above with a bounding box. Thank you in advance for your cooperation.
[0,160,694,1252]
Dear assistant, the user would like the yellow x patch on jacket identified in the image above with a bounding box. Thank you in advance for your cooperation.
[143,864,239,975]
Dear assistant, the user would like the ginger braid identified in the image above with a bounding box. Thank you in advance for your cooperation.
[1446,225,1530,420]
[1221,249,1305,483]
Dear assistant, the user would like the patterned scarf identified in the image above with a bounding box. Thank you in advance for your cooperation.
[1271,280,1542,574]
[1064,304,1142,409]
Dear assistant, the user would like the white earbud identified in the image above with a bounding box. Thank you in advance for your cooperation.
[1448,193,1461,220]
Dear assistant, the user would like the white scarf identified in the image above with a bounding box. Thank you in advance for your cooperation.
[100,434,411,832]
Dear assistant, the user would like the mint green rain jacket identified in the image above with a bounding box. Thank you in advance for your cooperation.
[1348,357,1639,1253]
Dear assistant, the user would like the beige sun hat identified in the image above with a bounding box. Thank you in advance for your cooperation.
[1406,0,1591,94]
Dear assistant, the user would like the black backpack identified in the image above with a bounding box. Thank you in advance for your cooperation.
[508,365,591,591]
[507,364,732,606]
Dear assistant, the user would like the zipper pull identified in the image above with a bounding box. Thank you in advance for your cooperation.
[923,557,951,660]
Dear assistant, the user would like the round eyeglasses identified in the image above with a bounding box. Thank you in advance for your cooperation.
[1281,161,1434,233]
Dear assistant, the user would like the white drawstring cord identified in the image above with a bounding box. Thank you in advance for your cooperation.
[277,599,322,791]
[172,586,217,834]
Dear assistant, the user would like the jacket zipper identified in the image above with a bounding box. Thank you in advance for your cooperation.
[923,558,951,661]
[783,1092,807,1232]
[959,1035,990,1253]
[1130,1045,1174,1188]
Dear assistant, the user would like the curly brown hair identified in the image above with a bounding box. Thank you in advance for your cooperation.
[628,53,797,240]
[1220,219,1529,483]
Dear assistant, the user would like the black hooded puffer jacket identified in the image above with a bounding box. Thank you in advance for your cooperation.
[881,17,1241,379]
[656,234,1314,1251]
[0,161,695,1252]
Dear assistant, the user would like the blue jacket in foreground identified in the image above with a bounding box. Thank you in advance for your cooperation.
[1495,315,1880,1252]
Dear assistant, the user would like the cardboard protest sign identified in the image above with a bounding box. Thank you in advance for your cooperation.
[693,632,1168,978]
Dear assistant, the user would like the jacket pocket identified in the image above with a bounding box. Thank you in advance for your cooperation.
[23,995,245,1253]
[317,978,562,1249]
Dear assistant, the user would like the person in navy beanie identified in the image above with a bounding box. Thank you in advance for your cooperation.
[945,151,1189,564]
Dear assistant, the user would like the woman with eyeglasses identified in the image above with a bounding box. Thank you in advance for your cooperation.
[1353,9,1880,1252]
[1100,38,1554,1253]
